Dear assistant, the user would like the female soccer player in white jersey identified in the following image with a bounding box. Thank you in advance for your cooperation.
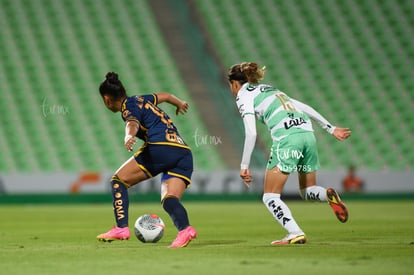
[227,62,351,245]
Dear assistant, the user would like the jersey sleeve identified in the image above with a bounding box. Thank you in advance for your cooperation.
[121,103,139,123]
[240,114,257,169]
[121,94,159,123]
[290,98,336,134]
[142,94,158,105]
[236,93,255,118]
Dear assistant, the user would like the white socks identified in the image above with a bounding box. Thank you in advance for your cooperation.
[262,187,327,235]
[262,193,303,234]
[300,186,327,201]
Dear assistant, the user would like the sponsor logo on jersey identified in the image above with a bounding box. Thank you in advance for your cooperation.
[284,117,306,129]
[259,85,274,93]
[246,84,257,91]
[284,112,306,129]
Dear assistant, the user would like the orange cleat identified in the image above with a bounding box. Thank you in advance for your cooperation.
[327,188,349,223]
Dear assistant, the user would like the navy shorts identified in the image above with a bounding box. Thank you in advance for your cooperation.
[134,144,193,186]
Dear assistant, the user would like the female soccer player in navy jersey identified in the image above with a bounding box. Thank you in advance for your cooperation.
[228,62,351,245]
[96,72,197,248]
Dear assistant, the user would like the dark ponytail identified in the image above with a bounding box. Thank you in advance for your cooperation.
[99,72,127,99]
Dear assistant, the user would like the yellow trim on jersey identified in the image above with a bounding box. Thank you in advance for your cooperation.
[147,142,190,150]
[139,123,148,132]
[167,171,191,186]
[125,118,140,124]
[121,98,127,112]
[152,93,158,105]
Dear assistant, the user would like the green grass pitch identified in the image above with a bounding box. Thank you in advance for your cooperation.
[1,200,413,274]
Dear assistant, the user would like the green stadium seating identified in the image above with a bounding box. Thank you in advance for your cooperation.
[194,0,414,170]
[1,0,412,172]
[0,0,224,172]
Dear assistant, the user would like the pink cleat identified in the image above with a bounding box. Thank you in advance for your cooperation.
[97,226,130,242]
[168,226,197,248]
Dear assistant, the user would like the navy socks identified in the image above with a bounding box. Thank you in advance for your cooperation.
[162,196,190,231]
[110,176,189,231]
[111,176,129,228]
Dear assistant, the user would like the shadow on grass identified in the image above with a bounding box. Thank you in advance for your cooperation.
[191,239,247,247]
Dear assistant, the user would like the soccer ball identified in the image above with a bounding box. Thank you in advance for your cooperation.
[134,214,165,243]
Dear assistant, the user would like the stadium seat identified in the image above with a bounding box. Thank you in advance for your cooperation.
[0,0,224,172]
[193,0,414,170]
[1,0,413,172]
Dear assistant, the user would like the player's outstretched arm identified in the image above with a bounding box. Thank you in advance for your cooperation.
[156,92,189,115]
[291,98,336,133]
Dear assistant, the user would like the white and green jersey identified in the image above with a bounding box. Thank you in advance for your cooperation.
[237,83,335,141]
[236,83,335,169]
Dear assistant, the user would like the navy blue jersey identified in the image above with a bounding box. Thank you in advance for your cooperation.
[121,94,189,149]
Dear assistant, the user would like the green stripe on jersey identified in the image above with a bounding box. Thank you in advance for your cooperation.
[247,84,313,141]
